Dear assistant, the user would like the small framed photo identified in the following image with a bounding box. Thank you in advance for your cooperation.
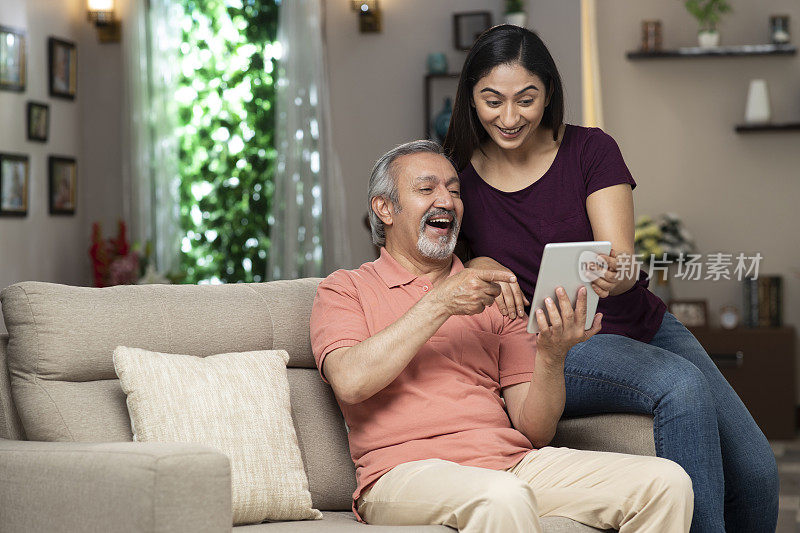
[0,25,26,92]
[27,101,49,142]
[668,299,709,328]
[48,37,77,99]
[49,156,77,215]
[453,11,492,51]
[0,153,30,216]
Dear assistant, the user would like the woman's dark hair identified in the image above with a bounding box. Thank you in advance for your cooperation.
[442,25,565,172]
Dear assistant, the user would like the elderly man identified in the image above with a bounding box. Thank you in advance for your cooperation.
[310,140,692,533]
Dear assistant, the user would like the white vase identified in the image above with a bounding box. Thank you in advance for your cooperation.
[744,79,771,124]
[697,30,720,48]
[505,12,527,28]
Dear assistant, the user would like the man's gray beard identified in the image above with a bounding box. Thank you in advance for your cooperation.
[416,216,460,260]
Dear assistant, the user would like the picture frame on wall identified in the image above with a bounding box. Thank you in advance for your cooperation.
[668,299,709,328]
[0,25,26,92]
[0,153,30,217]
[49,156,77,215]
[453,11,492,51]
[27,101,49,142]
[48,37,76,99]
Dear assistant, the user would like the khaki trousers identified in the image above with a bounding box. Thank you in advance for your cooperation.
[357,447,693,533]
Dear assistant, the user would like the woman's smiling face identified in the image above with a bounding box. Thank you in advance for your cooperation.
[471,62,549,150]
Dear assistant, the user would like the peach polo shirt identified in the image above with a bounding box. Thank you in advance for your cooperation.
[310,248,537,522]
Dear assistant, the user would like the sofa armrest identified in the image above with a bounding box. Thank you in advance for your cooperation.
[0,439,232,533]
[552,414,656,456]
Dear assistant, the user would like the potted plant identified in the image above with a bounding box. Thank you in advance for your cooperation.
[634,213,696,302]
[684,0,732,48]
[505,0,527,28]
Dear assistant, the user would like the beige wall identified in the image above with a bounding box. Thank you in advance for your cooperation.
[596,1,800,393]
[325,0,582,267]
[0,0,124,332]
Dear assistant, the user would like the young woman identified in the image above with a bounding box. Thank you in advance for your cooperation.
[442,24,778,533]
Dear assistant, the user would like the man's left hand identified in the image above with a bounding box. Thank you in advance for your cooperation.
[534,285,602,365]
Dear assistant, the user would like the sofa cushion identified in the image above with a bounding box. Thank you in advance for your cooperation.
[287,368,356,510]
[0,333,24,440]
[114,346,322,524]
[234,511,606,532]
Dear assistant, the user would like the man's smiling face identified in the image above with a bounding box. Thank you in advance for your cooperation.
[384,152,463,261]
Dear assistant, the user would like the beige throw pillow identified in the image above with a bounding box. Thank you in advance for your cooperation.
[113,346,322,525]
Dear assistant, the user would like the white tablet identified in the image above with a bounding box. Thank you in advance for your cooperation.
[526,241,612,335]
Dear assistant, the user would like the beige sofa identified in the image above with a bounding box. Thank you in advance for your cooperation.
[0,280,656,532]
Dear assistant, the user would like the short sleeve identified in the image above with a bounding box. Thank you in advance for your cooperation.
[497,316,536,388]
[310,272,370,384]
[580,128,637,197]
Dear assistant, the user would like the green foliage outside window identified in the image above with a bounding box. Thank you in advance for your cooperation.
[175,0,279,283]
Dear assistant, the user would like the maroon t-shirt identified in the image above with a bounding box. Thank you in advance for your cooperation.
[458,124,666,343]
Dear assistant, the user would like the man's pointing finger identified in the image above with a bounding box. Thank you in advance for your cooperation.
[476,269,517,284]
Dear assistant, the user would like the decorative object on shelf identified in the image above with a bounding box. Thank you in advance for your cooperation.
[0,153,29,217]
[634,213,696,303]
[48,156,77,215]
[427,53,448,75]
[640,20,663,52]
[350,0,381,33]
[669,299,709,328]
[744,79,771,124]
[48,37,77,99]
[683,0,732,48]
[697,30,720,48]
[86,0,121,43]
[453,11,492,51]
[719,305,740,330]
[0,25,26,92]
[770,15,790,45]
[742,275,783,327]
[432,97,453,143]
[26,101,49,142]
[505,0,527,28]
[89,220,142,287]
[423,73,459,139]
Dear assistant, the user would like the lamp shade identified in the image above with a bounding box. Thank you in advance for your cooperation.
[87,0,114,11]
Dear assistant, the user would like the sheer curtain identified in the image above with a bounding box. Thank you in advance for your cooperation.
[269,0,351,280]
[120,0,182,275]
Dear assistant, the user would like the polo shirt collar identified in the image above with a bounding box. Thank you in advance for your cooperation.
[374,247,464,288]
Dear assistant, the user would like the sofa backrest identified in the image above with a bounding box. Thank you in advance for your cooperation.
[0,280,356,510]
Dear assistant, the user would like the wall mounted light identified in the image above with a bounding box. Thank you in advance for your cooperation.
[87,0,121,43]
[350,0,382,33]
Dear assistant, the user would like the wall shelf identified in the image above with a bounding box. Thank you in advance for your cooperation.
[627,44,797,60]
[735,122,800,133]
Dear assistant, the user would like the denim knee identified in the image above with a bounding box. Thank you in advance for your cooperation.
[656,364,714,415]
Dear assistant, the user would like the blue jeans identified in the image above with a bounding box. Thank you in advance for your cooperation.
[563,312,779,533]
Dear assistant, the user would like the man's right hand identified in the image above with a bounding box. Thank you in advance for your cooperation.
[429,268,518,316]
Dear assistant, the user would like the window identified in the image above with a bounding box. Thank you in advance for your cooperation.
[174,0,279,284]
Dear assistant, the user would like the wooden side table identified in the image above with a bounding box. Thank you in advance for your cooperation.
[688,326,797,440]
